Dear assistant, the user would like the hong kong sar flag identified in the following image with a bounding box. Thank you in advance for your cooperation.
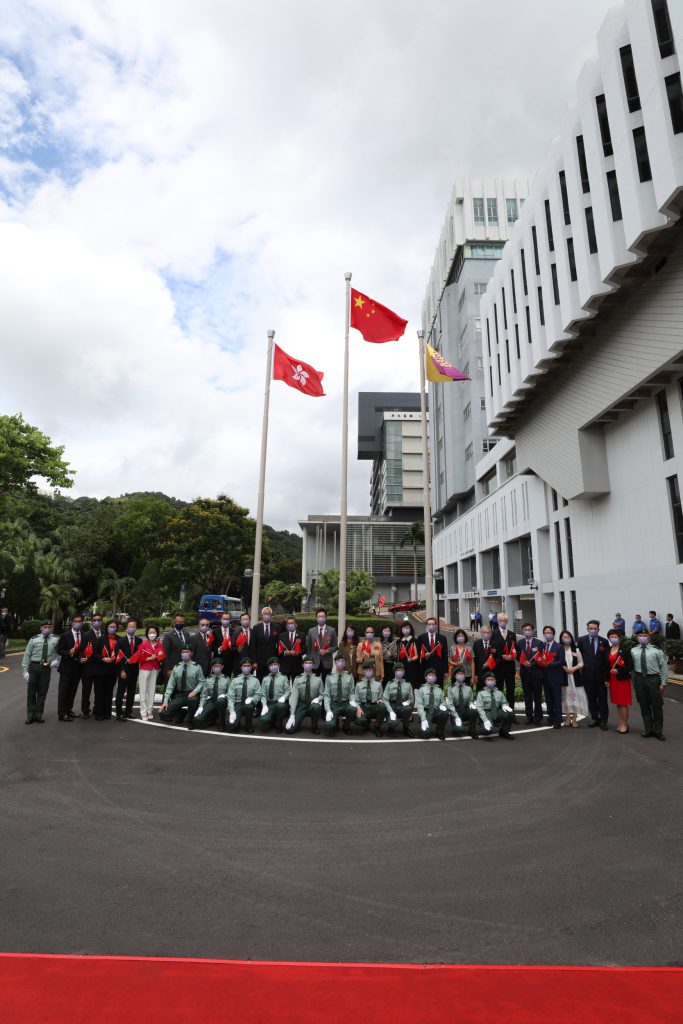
[273,344,325,397]
[350,288,408,344]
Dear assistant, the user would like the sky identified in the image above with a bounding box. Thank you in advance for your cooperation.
[0,0,617,531]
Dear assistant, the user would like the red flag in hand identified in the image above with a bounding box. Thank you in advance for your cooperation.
[221,636,232,652]
[273,344,325,397]
[84,643,93,659]
[350,288,408,344]
[484,653,497,670]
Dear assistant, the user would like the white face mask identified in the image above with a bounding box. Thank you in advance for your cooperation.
[148,632,157,641]
[382,631,391,639]
[212,667,222,675]
[544,634,554,642]
[269,665,278,674]
[455,674,466,683]
[199,625,209,633]
[523,630,533,638]
[485,680,496,689]
[304,666,313,673]
[127,627,136,635]
[363,670,374,679]
[73,623,82,631]
[181,653,191,662]
[561,638,571,646]
[402,628,411,636]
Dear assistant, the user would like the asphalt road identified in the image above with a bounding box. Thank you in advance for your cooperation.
[1,654,681,965]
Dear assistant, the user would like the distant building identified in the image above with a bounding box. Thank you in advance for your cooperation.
[358,392,426,517]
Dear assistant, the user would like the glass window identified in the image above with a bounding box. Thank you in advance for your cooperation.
[505,339,511,373]
[514,323,520,359]
[657,390,674,460]
[506,536,533,587]
[596,94,613,157]
[506,198,518,224]
[571,590,578,637]
[544,199,554,251]
[633,127,653,182]
[606,170,623,222]
[480,397,487,410]
[473,197,485,224]
[465,442,474,462]
[667,475,683,562]
[560,591,567,631]
[481,470,496,497]
[504,450,517,478]
[501,288,508,329]
[538,285,545,326]
[520,248,528,294]
[565,518,575,577]
[559,170,571,225]
[486,319,491,357]
[510,269,517,313]
[551,263,560,305]
[666,73,683,134]
[482,438,498,453]
[551,488,558,511]
[497,353,501,386]
[470,243,506,258]
[487,198,498,225]
[576,135,590,193]
[652,1,675,59]
[555,520,564,578]
[525,305,532,344]
[567,237,577,282]
[531,226,540,274]
[481,547,501,590]
[463,401,471,422]
[461,556,477,591]
[620,45,641,112]
[493,303,499,344]
[585,206,598,254]
[473,281,488,295]
[489,366,493,396]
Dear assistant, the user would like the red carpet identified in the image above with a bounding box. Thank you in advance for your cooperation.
[0,954,681,1022]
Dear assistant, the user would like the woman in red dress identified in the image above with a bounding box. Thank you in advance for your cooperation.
[606,628,634,733]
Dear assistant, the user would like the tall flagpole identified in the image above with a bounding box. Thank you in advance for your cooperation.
[250,329,275,622]
[337,272,352,635]
[417,330,434,618]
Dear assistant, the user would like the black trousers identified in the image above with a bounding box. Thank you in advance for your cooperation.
[496,663,517,708]
[633,674,664,736]
[419,709,449,738]
[94,669,117,719]
[115,667,139,717]
[543,674,563,725]
[260,700,290,731]
[351,701,388,732]
[450,704,478,737]
[227,701,255,732]
[323,701,352,732]
[81,668,97,715]
[159,690,191,723]
[386,701,413,733]
[57,666,81,716]
[521,669,544,723]
[584,672,609,724]
[288,701,323,732]
[27,664,51,719]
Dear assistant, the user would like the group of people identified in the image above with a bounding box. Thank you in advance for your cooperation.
[20,607,669,741]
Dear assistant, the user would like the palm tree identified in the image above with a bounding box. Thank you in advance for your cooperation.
[399,522,425,603]
[98,568,136,616]
[39,581,80,626]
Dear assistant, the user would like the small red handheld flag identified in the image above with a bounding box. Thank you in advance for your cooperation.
[273,344,325,397]
[350,288,407,344]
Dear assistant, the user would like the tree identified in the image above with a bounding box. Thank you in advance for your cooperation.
[399,522,425,603]
[39,581,79,626]
[313,569,374,615]
[98,568,136,616]
[264,580,308,613]
[0,414,74,494]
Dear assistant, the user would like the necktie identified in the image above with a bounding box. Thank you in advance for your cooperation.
[430,634,435,650]
[428,687,435,714]
[594,639,598,656]
[319,628,324,647]
[640,646,647,675]
[336,674,342,703]
[265,624,269,640]
[290,632,295,646]
[242,677,248,703]
[484,642,489,653]
[366,680,373,705]
[394,680,401,705]
[41,637,48,663]
[304,676,311,704]
[180,665,187,691]
[526,641,531,657]
[269,675,275,700]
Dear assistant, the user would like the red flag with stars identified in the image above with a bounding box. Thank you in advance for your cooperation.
[350,288,408,344]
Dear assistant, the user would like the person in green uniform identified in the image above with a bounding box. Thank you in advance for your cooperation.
[446,668,479,739]
[475,672,514,739]
[415,669,449,740]
[160,646,205,724]
[382,664,415,737]
[21,619,60,724]
[259,655,291,733]
[631,630,668,740]
[187,656,228,730]
[227,656,262,732]
[348,659,387,737]
[286,655,324,734]
[323,653,356,735]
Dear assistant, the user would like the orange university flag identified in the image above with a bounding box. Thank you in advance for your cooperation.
[350,288,408,344]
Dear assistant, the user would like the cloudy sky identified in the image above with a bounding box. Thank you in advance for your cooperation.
[0,0,616,530]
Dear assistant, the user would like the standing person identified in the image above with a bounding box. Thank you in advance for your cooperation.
[606,629,634,734]
[306,609,337,682]
[382,663,415,737]
[278,615,305,680]
[134,624,167,721]
[559,629,587,728]
[416,617,449,686]
[286,655,324,735]
[115,619,142,722]
[631,630,668,740]
[380,624,398,682]
[159,646,205,725]
[539,625,564,729]
[577,620,610,730]
[258,655,291,734]
[232,610,255,668]
[631,614,646,636]
[648,611,662,637]
[475,672,515,739]
[336,624,359,680]
[94,620,121,721]
[21,620,59,724]
[212,611,235,679]
[0,606,12,658]
[612,613,626,636]
[395,620,420,689]
[355,625,384,682]
[323,652,356,735]
[162,613,190,682]
[414,669,449,740]
[665,613,680,640]
[251,607,281,680]
[518,622,545,725]
[56,613,84,721]
[190,618,215,676]
[449,629,475,685]
[346,659,387,737]
[446,668,478,739]
[79,613,105,718]
[472,624,501,692]
[494,613,518,711]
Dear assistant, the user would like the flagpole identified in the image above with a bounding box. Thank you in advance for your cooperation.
[250,329,275,622]
[417,330,434,618]
[337,272,352,636]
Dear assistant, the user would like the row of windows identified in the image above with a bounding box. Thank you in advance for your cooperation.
[472,197,521,227]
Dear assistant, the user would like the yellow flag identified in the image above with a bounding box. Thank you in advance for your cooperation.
[426,343,470,382]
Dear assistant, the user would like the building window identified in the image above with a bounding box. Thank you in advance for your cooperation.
[504,450,517,478]
[506,535,533,587]
[506,197,518,224]
[531,226,540,274]
[487,198,498,225]
[514,323,520,359]
[486,319,491,357]
[551,488,558,511]
[473,197,485,224]
[494,303,499,344]
[510,269,517,313]
[458,288,467,312]
[465,442,474,462]
[497,353,501,385]
[480,397,487,410]
[565,518,575,577]
[482,547,501,590]
[657,390,675,460]
[606,170,623,222]
[559,170,571,224]
[481,469,496,496]
[560,591,567,631]
[667,476,683,562]
[538,286,545,326]
[571,590,578,637]
[463,401,471,422]
[585,206,598,254]
[505,339,511,373]
[567,237,577,282]
[596,94,613,157]
[551,263,560,305]
[576,135,590,193]
[461,555,477,591]
[544,199,554,251]
[665,73,683,134]
[520,248,528,294]
[652,1,675,59]
[619,45,641,112]
[632,127,653,182]
[555,520,564,578]
[477,356,484,370]
[501,288,508,329]
[489,366,493,396]
[474,281,488,295]
[525,305,532,343]
[470,243,506,258]
[482,438,498,453]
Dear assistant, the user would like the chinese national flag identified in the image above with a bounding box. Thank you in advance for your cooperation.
[350,288,407,344]
[273,344,325,397]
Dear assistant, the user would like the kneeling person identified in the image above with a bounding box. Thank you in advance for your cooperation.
[323,653,356,734]
[160,647,205,724]
[187,656,228,730]
[415,670,449,740]
[259,656,291,733]
[476,673,514,739]
[382,665,415,737]
[446,669,478,739]
[287,656,324,734]
[227,657,261,732]
[349,660,387,737]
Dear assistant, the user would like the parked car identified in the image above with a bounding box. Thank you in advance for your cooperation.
[388,600,419,614]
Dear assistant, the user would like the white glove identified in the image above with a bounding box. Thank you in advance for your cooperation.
[23,671,29,682]
[50,659,59,668]
[469,702,477,710]
[218,694,227,701]
[484,720,492,732]
[286,714,295,730]
[421,720,428,732]
[312,696,322,704]
[455,716,462,727]
[401,700,411,707]
[389,711,397,722]
[194,704,204,718]
[245,697,253,705]
[502,704,513,713]
[261,703,269,716]
[278,695,287,703]
[349,700,357,708]
[229,711,236,724]
[325,711,333,722]
[439,703,447,712]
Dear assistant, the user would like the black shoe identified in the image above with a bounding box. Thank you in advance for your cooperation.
[95,716,104,721]
[654,733,666,741]
[499,732,515,740]
[403,728,415,738]
[276,726,284,734]
[588,720,600,728]
[599,722,608,731]
[58,714,72,722]
[373,726,382,737]
[437,733,445,742]
[342,722,351,735]
[25,717,34,725]
[68,712,80,719]
[34,717,45,723]
[247,726,255,734]
[82,712,90,719]
[525,719,534,725]
[553,723,561,729]
[116,714,126,722]
[641,731,654,738]
[312,726,321,735]
[187,723,194,731]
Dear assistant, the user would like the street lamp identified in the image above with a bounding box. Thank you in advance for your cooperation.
[527,577,538,590]
[242,568,253,611]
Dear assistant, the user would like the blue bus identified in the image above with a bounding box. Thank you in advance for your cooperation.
[198,594,244,624]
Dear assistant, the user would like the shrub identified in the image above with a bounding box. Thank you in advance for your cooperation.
[16,618,44,640]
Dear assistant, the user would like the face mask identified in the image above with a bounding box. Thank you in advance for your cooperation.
[335,661,346,670]
[241,620,250,629]
[455,636,466,644]
[126,627,136,635]
[73,622,82,631]
[107,626,117,635]
[221,619,230,627]
[455,673,466,683]
[561,638,571,646]
[363,670,374,679]
[241,666,252,674]
[181,653,191,662]
[426,676,436,685]
[481,635,491,644]
[394,669,405,679]
[346,630,355,638]
[212,667,222,675]
[365,633,374,641]
[287,624,296,632]
[92,622,102,629]
[41,628,52,636]
[637,636,649,645]
[382,631,391,639]
[262,615,271,623]
[609,637,619,645]
[499,622,508,630]
[402,627,411,636]
[587,628,598,637]
[544,634,554,642]
[426,625,436,634]
[523,630,533,638]
[317,617,326,626]
[148,632,157,641]
[174,623,184,630]
[485,680,496,689]
[269,665,278,674]
[199,625,209,633]
[304,665,313,673]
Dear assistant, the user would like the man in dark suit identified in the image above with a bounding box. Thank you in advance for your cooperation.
[306,609,337,682]
[665,613,680,640]
[232,610,255,669]
[79,613,105,718]
[278,614,305,680]
[416,616,449,686]
[518,622,545,725]
[56,613,85,720]
[494,612,518,710]
[577,620,610,729]
[251,606,281,680]
[190,618,215,676]
[115,620,142,720]
[0,606,11,658]
[538,625,564,728]
[212,611,235,678]
[162,612,191,682]
[471,624,502,692]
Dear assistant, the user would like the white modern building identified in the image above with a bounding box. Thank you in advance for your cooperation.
[434,0,683,632]
[358,392,426,516]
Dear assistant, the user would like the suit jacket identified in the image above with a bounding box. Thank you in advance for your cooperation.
[471,636,503,683]
[116,634,142,678]
[0,614,12,636]
[94,633,119,677]
[539,640,564,686]
[494,630,518,677]
[577,634,610,683]
[560,647,584,686]
[415,631,449,680]
[211,624,236,676]
[518,636,545,675]
[162,627,192,672]
[306,625,338,671]
[57,630,84,678]
[81,628,106,677]
[251,621,281,668]
[665,620,681,640]
[190,630,215,675]
[277,629,306,678]
[608,645,634,680]
[231,626,255,666]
